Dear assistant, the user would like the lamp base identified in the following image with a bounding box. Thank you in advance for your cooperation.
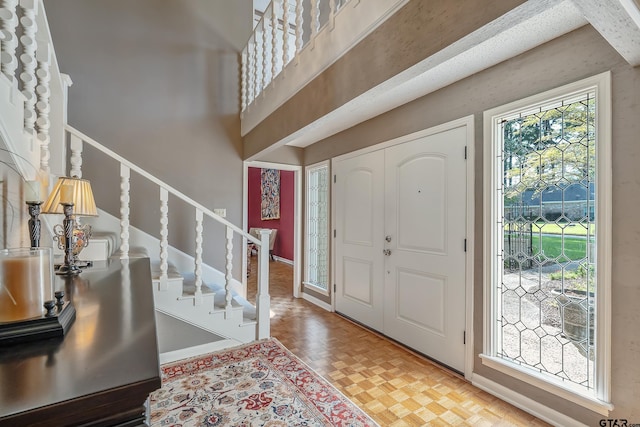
[55,260,92,275]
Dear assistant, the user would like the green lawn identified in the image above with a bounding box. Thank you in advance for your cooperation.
[505,233,593,261]
[531,234,593,261]
[533,222,595,236]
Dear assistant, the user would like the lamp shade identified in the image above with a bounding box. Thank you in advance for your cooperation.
[42,177,98,216]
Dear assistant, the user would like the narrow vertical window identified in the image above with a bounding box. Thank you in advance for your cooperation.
[304,161,329,293]
[482,73,611,413]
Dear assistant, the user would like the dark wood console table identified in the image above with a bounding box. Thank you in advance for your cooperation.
[0,257,161,426]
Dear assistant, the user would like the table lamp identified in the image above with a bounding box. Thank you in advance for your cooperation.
[42,176,98,275]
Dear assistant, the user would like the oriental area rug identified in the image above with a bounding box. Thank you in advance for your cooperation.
[148,338,379,426]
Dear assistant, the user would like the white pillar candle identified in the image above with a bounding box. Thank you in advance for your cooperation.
[0,249,53,322]
[25,180,40,202]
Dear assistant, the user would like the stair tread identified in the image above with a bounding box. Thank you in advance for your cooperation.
[177,274,257,321]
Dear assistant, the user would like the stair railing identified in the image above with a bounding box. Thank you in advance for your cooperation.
[0,0,68,182]
[64,124,272,340]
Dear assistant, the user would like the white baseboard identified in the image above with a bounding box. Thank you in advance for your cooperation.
[471,374,588,427]
[302,292,333,312]
[159,339,242,365]
[273,255,293,265]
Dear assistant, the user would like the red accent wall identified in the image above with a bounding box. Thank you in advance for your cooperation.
[248,167,294,261]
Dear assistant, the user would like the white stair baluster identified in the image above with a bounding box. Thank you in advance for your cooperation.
[241,48,247,111]
[35,39,51,176]
[254,24,260,94]
[248,33,258,104]
[119,164,130,260]
[262,16,268,89]
[19,0,38,133]
[329,0,337,28]
[282,0,290,66]
[295,0,303,55]
[256,229,271,339]
[69,133,83,178]
[271,0,279,79]
[194,208,203,305]
[159,187,169,291]
[224,226,233,318]
[0,0,19,83]
[310,0,320,39]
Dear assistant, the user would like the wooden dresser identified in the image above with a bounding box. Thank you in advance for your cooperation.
[0,257,161,426]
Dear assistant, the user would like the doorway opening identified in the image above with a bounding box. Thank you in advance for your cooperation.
[243,161,302,300]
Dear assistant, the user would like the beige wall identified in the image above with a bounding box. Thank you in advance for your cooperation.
[46,0,252,272]
[301,25,640,424]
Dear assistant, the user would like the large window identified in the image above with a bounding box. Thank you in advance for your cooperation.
[482,73,611,413]
[304,161,329,294]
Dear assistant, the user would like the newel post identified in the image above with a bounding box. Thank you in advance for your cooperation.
[256,229,271,339]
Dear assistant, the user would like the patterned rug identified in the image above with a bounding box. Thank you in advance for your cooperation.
[149,338,378,426]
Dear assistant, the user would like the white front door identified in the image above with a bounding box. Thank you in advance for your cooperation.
[334,150,385,331]
[333,123,469,372]
[383,126,467,372]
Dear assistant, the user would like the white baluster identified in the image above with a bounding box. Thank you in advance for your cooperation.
[224,226,233,318]
[119,164,130,260]
[254,27,261,95]
[282,0,291,66]
[295,0,303,55]
[241,48,247,111]
[329,0,337,29]
[262,16,269,89]
[0,0,19,83]
[271,0,278,79]
[35,39,51,176]
[19,0,38,133]
[69,133,83,178]
[250,35,257,100]
[256,229,271,339]
[194,209,203,305]
[159,187,169,291]
[310,0,320,39]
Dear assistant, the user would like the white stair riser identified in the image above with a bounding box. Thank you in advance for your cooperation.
[153,289,254,342]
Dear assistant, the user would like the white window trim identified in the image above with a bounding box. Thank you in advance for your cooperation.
[304,160,331,297]
[481,71,612,415]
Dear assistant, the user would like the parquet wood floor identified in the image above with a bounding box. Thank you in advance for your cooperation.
[247,260,551,426]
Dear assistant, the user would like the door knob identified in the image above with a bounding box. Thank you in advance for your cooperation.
[383,249,391,256]
[385,235,392,242]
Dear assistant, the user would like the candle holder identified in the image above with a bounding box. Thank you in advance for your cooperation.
[26,201,43,248]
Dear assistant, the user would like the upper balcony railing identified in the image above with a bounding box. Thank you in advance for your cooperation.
[242,0,346,111]
[240,0,408,136]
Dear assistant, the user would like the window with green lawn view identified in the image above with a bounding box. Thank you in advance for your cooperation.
[483,73,611,408]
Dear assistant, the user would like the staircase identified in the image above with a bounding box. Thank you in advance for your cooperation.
[0,0,271,357]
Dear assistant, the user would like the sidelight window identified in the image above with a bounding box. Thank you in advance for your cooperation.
[482,72,612,413]
[304,161,330,294]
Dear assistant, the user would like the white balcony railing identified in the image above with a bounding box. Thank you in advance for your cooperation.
[240,0,408,136]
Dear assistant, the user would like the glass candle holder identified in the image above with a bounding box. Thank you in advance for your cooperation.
[0,248,54,322]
